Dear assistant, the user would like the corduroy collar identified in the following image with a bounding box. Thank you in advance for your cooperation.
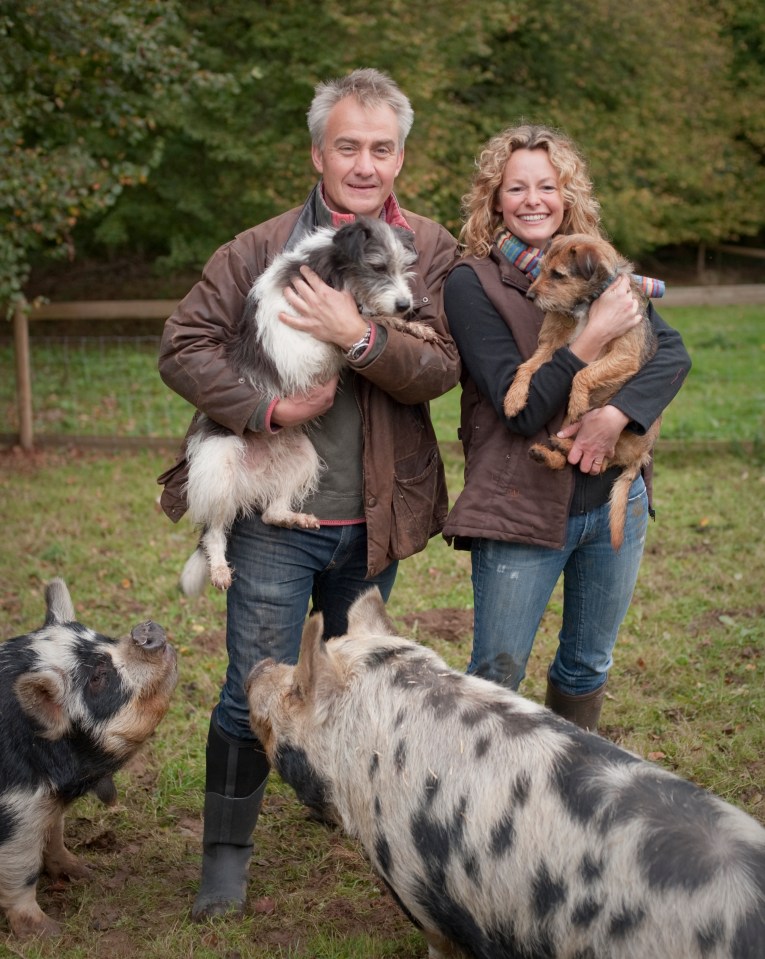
[316,182,412,232]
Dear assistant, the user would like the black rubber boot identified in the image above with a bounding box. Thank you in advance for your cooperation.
[544,668,607,732]
[191,712,270,921]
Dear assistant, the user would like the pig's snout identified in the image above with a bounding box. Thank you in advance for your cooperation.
[130,621,167,651]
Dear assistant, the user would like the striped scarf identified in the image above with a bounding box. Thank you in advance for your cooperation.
[496,230,665,299]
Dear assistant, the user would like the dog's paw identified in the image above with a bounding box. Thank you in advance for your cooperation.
[210,565,233,591]
[262,509,321,531]
[549,434,573,454]
[292,513,322,530]
[529,444,567,470]
[528,443,548,463]
[503,392,525,418]
[411,322,439,342]
[566,399,590,423]
[390,319,439,343]
[503,369,534,418]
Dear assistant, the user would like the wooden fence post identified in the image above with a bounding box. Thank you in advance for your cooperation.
[13,300,33,450]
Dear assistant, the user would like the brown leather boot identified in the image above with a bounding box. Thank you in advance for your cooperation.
[544,668,607,732]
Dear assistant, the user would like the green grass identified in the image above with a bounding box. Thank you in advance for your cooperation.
[427,303,765,446]
[0,303,763,956]
[0,441,763,957]
[0,335,195,439]
[657,305,765,442]
[1,304,764,443]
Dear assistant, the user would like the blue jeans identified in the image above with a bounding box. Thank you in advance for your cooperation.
[469,476,648,696]
[216,515,398,742]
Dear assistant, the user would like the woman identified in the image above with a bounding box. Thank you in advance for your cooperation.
[443,124,690,730]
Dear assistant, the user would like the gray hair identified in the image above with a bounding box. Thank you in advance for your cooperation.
[307,68,414,152]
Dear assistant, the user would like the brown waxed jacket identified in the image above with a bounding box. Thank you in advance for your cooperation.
[157,190,461,578]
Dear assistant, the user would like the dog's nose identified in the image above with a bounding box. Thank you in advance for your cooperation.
[395,298,412,314]
[526,289,537,302]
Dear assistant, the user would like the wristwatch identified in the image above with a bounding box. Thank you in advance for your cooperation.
[346,323,372,361]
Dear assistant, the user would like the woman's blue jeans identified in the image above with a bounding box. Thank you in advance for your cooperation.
[216,515,398,742]
[469,476,648,696]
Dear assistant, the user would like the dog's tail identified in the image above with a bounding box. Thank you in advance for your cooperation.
[179,547,209,598]
[607,464,644,552]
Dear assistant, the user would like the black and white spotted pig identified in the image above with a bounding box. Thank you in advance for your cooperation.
[0,578,178,938]
[246,589,765,959]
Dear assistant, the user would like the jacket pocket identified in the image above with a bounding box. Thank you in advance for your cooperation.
[389,444,441,558]
[157,453,190,523]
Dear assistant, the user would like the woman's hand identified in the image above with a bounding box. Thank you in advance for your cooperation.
[280,265,368,350]
[558,405,629,474]
[569,276,642,363]
[271,375,340,428]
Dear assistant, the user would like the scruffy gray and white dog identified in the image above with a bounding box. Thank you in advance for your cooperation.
[181,217,435,597]
[246,589,765,959]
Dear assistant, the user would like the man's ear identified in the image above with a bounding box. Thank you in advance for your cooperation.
[394,148,405,178]
[311,143,325,175]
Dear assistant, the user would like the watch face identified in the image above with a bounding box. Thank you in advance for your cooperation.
[347,327,371,360]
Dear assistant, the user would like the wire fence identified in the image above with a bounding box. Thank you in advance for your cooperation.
[1,334,192,444]
[3,288,764,451]
[2,300,192,450]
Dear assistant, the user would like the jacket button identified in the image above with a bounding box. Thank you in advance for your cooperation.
[367,497,377,507]
[422,296,429,304]
[238,377,245,384]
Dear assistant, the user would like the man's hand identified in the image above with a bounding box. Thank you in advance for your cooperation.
[280,266,368,350]
[558,405,629,474]
[271,375,340,428]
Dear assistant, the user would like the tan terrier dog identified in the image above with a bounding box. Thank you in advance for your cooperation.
[503,233,661,551]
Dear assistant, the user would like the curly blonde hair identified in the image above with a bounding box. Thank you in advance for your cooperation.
[459,124,602,258]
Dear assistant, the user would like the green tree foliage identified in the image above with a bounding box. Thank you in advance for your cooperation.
[0,0,232,309]
[87,0,333,269]
[445,0,765,255]
[5,0,765,300]
[78,0,515,265]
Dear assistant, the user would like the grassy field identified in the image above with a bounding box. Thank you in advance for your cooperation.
[1,304,764,444]
[0,303,763,957]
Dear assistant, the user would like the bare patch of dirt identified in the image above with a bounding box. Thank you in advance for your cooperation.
[399,607,473,644]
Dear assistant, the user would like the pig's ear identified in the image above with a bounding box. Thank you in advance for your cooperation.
[44,578,76,626]
[294,614,345,708]
[14,669,72,740]
[346,588,397,638]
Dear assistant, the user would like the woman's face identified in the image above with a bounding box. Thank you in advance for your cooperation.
[496,148,565,247]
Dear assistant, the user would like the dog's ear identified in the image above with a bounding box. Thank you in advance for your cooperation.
[392,226,417,258]
[573,241,608,282]
[332,218,372,264]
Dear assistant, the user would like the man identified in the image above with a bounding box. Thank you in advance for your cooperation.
[157,68,460,920]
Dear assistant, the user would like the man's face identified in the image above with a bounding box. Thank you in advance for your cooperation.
[311,98,405,218]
